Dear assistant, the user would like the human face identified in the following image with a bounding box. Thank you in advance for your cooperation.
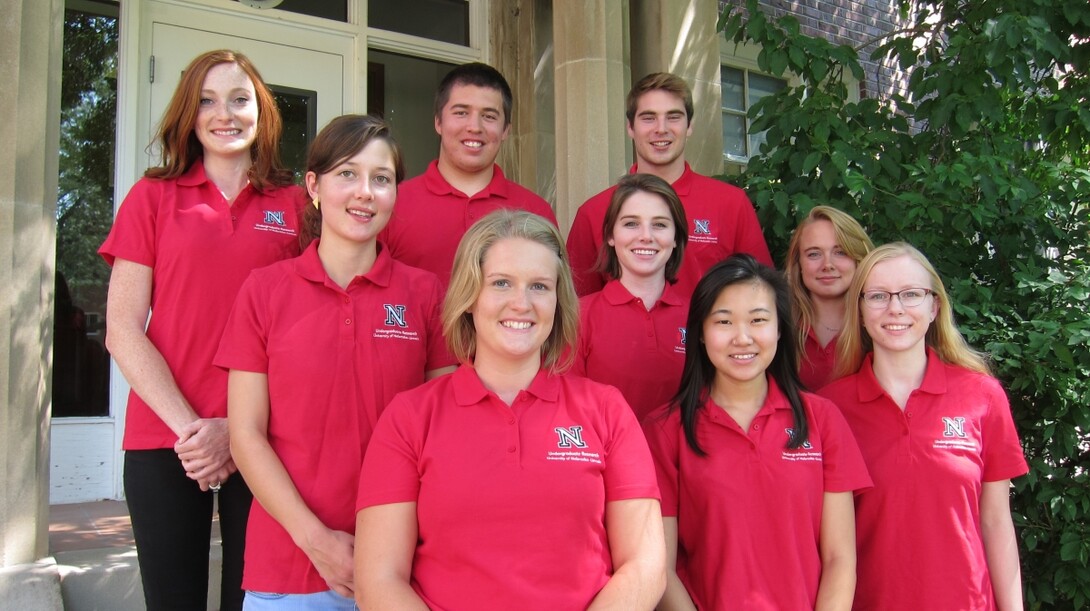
[702,281,780,389]
[195,63,258,161]
[305,139,397,248]
[470,238,558,369]
[860,255,938,357]
[434,83,510,177]
[626,89,693,176]
[798,220,857,301]
[608,191,677,282]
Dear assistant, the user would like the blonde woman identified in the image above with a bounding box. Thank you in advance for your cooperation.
[784,206,874,389]
[355,210,666,610]
[820,242,1027,610]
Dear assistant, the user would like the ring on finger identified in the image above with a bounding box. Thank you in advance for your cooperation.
[209,482,222,492]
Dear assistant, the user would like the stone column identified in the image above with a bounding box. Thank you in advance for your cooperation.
[0,0,63,580]
[630,0,724,176]
[552,0,631,233]
[490,1,558,208]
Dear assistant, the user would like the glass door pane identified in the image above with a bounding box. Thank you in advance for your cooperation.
[54,4,118,418]
[370,0,470,46]
[270,85,317,183]
[367,49,455,178]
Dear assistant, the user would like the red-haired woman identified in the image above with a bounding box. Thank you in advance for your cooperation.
[100,49,303,611]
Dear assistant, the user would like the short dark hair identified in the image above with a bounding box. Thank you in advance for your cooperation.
[597,173,688,283]
[625,72,694,125]
[434,62,513,127]
[671,254,810,455]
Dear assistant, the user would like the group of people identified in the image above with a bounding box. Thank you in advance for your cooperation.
[99,48,1027,611]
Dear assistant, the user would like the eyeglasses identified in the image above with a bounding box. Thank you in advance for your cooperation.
[860,288,934,309]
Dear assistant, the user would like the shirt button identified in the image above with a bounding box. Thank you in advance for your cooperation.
[507,446,516,453]
[507,418,515,425]
[906,412,913,417]
[344,297,350,304]
[752,424,760,430]
[345,319,351,325]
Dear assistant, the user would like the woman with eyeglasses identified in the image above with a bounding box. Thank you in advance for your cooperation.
[820,242,1028,610]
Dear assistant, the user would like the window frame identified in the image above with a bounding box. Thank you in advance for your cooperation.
[719,38,859,169]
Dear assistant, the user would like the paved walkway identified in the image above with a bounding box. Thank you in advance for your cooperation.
[47,500,223,610]
[49,500,135,553]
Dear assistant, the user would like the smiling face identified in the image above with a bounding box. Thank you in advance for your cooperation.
[609,191,678,282]
[194,62,258,161]
[434,83,510,178]
[860,254,938,358]
[798,219,858,301]
[305,138,397,248]
[702,280,780,389]
[626,89,693,178]
[470,237,559,369]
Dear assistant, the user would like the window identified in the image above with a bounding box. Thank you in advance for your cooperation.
[370,0,469,46]
[230,0,348,22]
[365,1,482,178]
[721,65,786,162]
[54,0,119,417]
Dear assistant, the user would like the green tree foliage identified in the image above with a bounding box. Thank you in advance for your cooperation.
[719,0,1090,606]
[58,9,118,307]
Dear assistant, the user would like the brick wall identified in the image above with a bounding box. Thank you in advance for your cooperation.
[719,0,911,99]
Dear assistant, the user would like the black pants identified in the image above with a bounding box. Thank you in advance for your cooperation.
[125,449,252,611]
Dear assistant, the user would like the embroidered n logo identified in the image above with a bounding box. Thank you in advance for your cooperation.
[263,210,285,226]
[554,426,587,448]
[693,219,711,235]
[942,417,967,438]
[383,304,407,328]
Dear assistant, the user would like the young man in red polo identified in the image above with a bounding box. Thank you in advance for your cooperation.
[567,72,772,297]
[380,62,556,291]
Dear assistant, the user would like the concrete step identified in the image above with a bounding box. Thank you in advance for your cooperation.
[49,500,223,610]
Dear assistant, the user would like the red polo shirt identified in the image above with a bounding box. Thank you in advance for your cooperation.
[819,350,1028,611]
[99,162,304,449]
[566,163,773,297]
[357,365,659,610]
[801,327,839,390]
[571,280,687,420]
[380,161,557,291]
[215,241,454,594]
[643,378,871,610]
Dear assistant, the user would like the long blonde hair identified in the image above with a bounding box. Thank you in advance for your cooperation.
[835,242,991,378]
[785,206,874,364]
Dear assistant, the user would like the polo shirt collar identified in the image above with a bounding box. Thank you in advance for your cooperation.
[602,279,686,308]
[451,363,560,406]
[627,161,695,196]
[660,282,686,306]
[856,348,948,402]
[292,240,395,288]
[177,159,261,198]
[762,375,791,413]
[422,160,510,200]
[702,374,790,426]
[177,160,209,187]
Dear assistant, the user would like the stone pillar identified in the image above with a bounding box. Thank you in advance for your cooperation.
[0,0,63,575]
[630,0,724,176]
[490,0,558,208]
[552,0,631,233]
